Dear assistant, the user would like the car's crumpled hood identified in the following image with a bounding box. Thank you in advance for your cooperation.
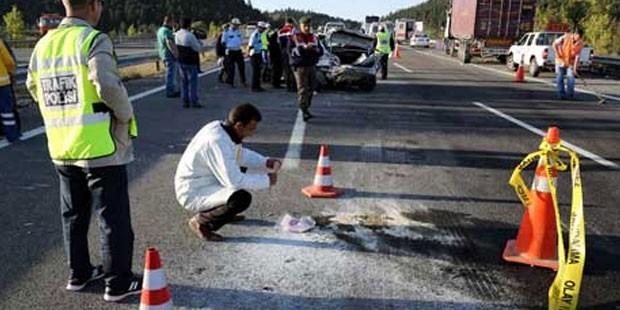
[325,29,374,52]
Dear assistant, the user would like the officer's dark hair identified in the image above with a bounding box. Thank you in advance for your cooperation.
[163,15,175,24]
[228,103,262,125]
[64,0,99,9]
[181,18,192,29]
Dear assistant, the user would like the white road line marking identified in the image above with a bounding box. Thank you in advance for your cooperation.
[282,110,307,170]
[377,80,414,85]
[473,101,619,169]
[414,50,620,103]
[394,62,413,73]
[0,66,222,150]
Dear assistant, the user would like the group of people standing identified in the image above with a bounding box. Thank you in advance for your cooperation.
[157,16,205,108]
[218,16,323,121]
[158,16,323,122]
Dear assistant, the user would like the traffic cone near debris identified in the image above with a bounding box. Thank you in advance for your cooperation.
[140,248,173,310]
[302,145,343,198]
[502,128,560,271]
[514,56,526,83]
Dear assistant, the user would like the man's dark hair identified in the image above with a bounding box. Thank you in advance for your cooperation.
[286,17,296,25]
[299,16,311,25]
[181,18,192,29]
[163,15,174,24]
[228,103,262,125]
[574,28,584,37]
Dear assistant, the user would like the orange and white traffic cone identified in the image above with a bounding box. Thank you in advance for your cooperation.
[140,248,173,310]
[514,55,526,83]
[302,145,343,198]
[394,43,401,59]
[502,128,560,270]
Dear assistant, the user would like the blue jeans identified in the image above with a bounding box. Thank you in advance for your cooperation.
[0,85,20,142]
[163,57,179,96]
[56,165,135,291]
[180,63,199,105]
[555,64,575,98]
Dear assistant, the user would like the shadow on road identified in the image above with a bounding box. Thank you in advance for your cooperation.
[168,284,524,309]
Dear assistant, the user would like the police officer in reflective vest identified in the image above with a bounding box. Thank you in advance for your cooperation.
[374,25,395,80]
[26,0,141,302]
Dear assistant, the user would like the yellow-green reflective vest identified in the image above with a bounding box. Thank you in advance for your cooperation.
[30,25,136,160]
[376,31,392,54]
[261,31,269,51]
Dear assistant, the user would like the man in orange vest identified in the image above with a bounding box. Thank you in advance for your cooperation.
[552,28,584,100]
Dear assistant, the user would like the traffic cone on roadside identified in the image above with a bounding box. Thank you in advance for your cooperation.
[514,56,526,83]
[302,145,343,198]
[140,248,173,310]
[394,43,401,59]
[502,128,561,271]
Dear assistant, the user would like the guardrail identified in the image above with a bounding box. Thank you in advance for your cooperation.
[14,39,216,84]
[592,55,620,77]
[7,35,157,49]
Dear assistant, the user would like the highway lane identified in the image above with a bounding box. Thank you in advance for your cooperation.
[0,46,619,309]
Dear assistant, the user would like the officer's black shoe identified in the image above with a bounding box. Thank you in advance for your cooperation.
[66,265,104,291]
[302,111,314,122]
[103,277,142,302]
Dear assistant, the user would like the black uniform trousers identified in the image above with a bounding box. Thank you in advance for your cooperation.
[225,50,246,86]
[56,164,134,291]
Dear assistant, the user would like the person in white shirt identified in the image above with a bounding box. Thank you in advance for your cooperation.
[175,103,281,241]
[175,18,204,108]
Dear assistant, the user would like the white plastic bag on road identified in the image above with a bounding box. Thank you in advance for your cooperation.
[280,213,316,233]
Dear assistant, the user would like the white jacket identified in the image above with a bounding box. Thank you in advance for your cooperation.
[175,121,270,213]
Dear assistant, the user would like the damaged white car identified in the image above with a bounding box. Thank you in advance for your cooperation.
[316,29,380,91]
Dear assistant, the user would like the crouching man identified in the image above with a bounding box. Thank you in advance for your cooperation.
[175,103,281,241]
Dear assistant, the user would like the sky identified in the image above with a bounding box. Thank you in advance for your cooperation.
[250,0,426,21]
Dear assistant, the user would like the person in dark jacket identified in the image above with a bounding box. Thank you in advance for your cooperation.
[278,18,297,92]
[175,18,203,108]
[290,16,323,122]
[266,24,282,88]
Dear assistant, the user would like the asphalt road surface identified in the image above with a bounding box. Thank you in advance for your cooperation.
[1,46,619,310]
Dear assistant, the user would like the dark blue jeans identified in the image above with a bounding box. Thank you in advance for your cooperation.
[0,85,20,142]
[56,165,134,290]
[180,63,199,105]
[555,64,576,99]
[163,57,179,96]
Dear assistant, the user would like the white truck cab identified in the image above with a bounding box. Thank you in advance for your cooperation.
[507,32,593,77]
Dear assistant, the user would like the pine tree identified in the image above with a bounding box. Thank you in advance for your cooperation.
[2,5,25,40]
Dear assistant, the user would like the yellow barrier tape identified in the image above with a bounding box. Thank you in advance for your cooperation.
[508,140,586,310]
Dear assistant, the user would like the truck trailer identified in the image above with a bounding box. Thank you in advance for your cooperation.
[444,0,537,63]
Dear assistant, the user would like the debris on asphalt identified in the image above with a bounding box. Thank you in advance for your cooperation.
[279,213,316,233]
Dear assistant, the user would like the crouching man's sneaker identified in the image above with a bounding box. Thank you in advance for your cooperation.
[103,277,142,302]
[66,265,105,291]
